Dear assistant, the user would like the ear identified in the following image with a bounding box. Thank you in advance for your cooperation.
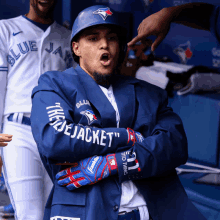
[72,41,81,56]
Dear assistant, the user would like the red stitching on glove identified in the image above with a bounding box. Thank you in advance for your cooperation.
[127,128,136,146]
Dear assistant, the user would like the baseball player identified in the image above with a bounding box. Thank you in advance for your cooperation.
[0,0,74,219]
[31,5,206,220]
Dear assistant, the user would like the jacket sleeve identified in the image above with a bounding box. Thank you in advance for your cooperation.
[115,89,188,182]
[31,75,129,163]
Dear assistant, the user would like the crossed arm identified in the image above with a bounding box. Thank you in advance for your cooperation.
[56,93,188,190]
[31,75,187,190]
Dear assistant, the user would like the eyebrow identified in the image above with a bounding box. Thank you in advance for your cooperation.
[88,32,99,36]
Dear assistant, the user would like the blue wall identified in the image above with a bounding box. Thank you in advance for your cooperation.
[0,0,29,19]
[61,0,220,68]
[154,0,220,69]
[0,0,63,25]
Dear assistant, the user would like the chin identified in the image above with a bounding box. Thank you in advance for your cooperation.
[93,69,115,85]
[37,5,54,17]
[100,66,116,75]
[94,72,112,78]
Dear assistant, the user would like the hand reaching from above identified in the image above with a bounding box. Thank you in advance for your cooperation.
[128,8,172,51]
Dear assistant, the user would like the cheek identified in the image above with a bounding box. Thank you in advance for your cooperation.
[80,47,98,68]
[82,46,98,60]
[112,43,120,59]
[30,0,36,7]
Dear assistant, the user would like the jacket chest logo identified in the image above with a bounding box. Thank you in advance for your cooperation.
[80,110,97,125]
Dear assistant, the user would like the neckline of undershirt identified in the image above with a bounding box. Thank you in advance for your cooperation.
[22,15,53,31]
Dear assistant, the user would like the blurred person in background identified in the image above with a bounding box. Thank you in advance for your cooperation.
[0,0,74,219]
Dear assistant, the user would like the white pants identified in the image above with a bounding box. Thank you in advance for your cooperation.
[2,115,53,220]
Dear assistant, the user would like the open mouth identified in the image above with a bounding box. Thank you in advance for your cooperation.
[100,53,111,66]
[38,1,50,6]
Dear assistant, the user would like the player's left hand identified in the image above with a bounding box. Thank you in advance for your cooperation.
[127,128,144,146]
[0,134,13,147]
[56,154,118,190]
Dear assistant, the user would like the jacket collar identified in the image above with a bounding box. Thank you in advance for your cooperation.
[74,65,137,128]
[112,75,136,128]
[74,65,117,127]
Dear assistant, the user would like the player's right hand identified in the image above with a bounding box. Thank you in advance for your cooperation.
[127,128,144,146]
[127,8,171,51]
[0,134,13,147]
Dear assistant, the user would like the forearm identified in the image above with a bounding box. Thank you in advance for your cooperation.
[55,130,144,189]
[31,93,131,163]
[32,116,129,163]
[162,3,214,31]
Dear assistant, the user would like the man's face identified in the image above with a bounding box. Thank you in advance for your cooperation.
[73,25,120,79]
[30,0,57,18]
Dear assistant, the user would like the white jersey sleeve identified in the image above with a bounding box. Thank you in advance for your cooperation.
[0,23,8,128]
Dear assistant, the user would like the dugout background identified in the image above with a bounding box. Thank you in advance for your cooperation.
[1,0,220,68]
[1,1,220,219]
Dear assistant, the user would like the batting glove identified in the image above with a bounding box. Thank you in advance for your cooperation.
[56,154,118,190]
[127,128,144,146]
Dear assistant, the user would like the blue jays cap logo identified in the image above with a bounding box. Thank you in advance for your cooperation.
[93,7,113,20]
[80,110,97,125]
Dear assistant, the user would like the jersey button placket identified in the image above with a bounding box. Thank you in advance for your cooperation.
[107,92,112,100]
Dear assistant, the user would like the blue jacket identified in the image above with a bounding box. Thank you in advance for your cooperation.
[31,65,205,220]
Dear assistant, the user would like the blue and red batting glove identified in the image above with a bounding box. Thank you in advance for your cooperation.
[56,154,118,190]
[127,128,144,146]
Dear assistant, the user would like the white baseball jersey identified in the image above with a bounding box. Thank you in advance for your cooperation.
[0,15,74,125]
[0,15,74,219]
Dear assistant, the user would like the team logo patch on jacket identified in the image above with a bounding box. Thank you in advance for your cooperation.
[93,7,113,20]
[173,41,193,64]
[80,110,97,125]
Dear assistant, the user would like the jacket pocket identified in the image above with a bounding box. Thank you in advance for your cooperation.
[52,182,86,206]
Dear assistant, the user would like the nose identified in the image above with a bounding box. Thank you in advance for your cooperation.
[99,38,108,49]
